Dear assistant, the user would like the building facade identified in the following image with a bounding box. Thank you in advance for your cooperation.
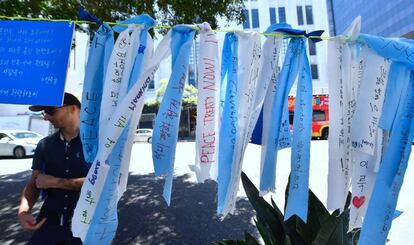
[328,0,414,38]
[151,0,331,99]
[216,0,330,94]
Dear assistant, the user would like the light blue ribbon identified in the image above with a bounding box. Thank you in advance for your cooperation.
[259,25,313,222]
[80,24,114,164]
[217,33,238,214]
[379,62,410,131]
[260,38,299,193]
[152,25,196,205]
[359,71,414,245]
[358,35,414,245]
[219,33,235,114]
[83,15,155,244]
[284,41,313,221]
[278,100,292,150]
[359,34,414,69]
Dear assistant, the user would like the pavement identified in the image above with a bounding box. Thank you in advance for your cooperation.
[0,143,257,245]
[1,141,413,244]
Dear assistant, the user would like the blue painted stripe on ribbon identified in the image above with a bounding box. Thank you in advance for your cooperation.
[260,37,303,193]
[152,25,196,205]
[250,109,263,145]
[78,6,103,25]
[359,34,414,69]
[278,99,292,150]
[359,71,414,245]
[127,15,156,90]
[284,40,313,221]
[84,125,129,244]
[84,15,156,243]
[265,23,293,34]
[379,62,410,131]
[219,33,234,113]
[217,33,238,214]
[80,24,114,164]
[163,169,174,205]
[393,209,403,220]
[265,23,324,43]
[357,35,414,244]
[112,14,156,33]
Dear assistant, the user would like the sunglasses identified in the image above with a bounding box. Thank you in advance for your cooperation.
[41,106,67,116]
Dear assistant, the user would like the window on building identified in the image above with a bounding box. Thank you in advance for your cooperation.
[313,110,326,121]
[149,79,155,89]
[297,6,304,25]
[308,39,316,56]
[278,7,286,23]
[269,7,277,24]
[188,68,196,87]
[251,9,260,28]
[289,111,294,124]
[311,64,319,79]
[305,5,314,25]
[243,9,250,29]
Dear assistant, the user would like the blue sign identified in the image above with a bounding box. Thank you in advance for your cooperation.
[0,20,74,106]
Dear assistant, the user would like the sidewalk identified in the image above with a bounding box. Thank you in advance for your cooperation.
[1,141,413,244]
[0,170,257,244]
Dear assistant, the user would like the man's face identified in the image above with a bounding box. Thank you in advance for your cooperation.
[42,105,71,128]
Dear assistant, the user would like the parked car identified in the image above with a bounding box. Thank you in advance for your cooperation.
[134,129,153,143]
[0,130,43,158]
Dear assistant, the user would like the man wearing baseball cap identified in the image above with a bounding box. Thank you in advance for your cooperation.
[18,92,89,244]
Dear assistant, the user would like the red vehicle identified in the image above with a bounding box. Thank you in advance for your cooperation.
[288,94,329,140]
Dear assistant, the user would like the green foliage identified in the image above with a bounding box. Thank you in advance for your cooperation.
[182,84,198,105]
[155,79,169,100]
[213,172,361,245]
[149,79,198,107]
[0,0,245,33]
[212,232,260,245]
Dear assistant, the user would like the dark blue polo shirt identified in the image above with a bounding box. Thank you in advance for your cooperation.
[32,131,90,228]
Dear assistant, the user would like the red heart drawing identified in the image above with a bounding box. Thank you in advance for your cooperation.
[352,196,366,208]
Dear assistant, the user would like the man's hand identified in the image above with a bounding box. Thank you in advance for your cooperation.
[35,174,58,189]
[18,211,46,231]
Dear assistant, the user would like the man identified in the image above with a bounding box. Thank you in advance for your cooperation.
[18,92,90,244]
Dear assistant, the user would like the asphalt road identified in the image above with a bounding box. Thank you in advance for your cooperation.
[1,141,413,244]
[0,143,258,245]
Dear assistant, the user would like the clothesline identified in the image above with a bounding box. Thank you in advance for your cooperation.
[0,15,336,40]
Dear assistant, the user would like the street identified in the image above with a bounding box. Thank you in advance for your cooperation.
[1,141,413,244]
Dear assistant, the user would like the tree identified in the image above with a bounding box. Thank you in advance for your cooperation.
[146,78,198,107]
[0,0,245,33]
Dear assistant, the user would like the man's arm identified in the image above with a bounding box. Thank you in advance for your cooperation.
[18,170,47,231]
[35,174,85,191]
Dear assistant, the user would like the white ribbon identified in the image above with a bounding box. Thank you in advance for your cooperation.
[349,47,390,231]
[327,17,361,211]
[219,31,261,215]
[258,37,286,195]
[98,27,134,135]
[194,23,220,182]
[118,34,155,200]
[72,29,171,242]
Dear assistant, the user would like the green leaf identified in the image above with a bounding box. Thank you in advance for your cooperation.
[311,208,351,245]
[255,219,274,245]
[211,240,245,245]
[284,175,330,244]
[241,172,289,245]
[244,232,261,245]
[350,229,361,245]
[311,210,340,245]
[210,233,259,245]
[271,200,306,245]
[283,235,293,245]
